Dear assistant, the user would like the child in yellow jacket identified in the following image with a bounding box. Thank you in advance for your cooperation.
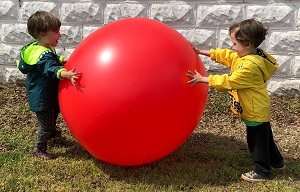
[187,18,284,182]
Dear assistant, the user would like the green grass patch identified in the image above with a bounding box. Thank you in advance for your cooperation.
[0,84,299,191]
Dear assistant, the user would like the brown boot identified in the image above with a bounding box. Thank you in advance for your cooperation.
[33,148,55,160]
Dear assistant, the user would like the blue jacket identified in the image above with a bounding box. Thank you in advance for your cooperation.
[17,41,66,112]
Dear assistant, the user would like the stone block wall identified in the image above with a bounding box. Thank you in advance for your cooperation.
[1,0,300,95]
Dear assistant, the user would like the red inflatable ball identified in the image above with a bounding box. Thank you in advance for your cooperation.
[59,18,208,166]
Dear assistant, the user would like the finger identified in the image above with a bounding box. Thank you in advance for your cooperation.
[190,81,197,87]
[71,79,76,86]
[186,73,193,78]
[187,70,194,75]
[187,79,194,83]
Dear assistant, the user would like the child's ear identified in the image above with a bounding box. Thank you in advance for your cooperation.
[245,42,253,49]
[39,31,46,37]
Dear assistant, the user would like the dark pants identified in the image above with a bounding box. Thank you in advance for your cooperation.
[246,122,283,177]
[35,108,60,151]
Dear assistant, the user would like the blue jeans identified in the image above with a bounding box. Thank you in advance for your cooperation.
[246,122,283,177]
[35,108,60,151]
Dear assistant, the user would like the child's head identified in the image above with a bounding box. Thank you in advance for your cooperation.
[229,19,268,48]
[27,11,61,40]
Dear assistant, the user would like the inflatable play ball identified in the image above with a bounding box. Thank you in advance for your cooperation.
[59,18,208,166]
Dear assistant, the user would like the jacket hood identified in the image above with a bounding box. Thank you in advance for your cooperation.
[244,48,278,81]
[20,41,52,65]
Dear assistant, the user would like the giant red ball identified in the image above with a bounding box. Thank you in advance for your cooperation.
[59,18,208,166]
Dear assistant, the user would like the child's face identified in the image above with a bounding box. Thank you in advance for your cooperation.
[39,28,61,48]
[230,32,251,58]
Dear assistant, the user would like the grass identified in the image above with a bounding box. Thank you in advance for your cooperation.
[0,83,299,191]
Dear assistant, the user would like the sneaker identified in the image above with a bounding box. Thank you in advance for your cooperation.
[33,148,55,160]
[241,170,267,182]
[49,127,62,139]
[271,160,286,170]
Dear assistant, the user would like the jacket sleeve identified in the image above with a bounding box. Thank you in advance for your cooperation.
[37,53,65,79]
[57,55,65,66]
[208,62,255,92]
[210,48,239,67]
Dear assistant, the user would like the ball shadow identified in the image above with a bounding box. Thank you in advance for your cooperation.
[93,132,299,187]
[92,132,251,187]
[53,130,299,186]
[48,135,92,160]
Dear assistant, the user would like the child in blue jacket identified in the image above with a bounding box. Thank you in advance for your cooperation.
[17,11,81,160]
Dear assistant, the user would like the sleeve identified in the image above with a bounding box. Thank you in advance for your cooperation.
[36,53,66,79]
[210,48,239,67]
[208,62,254,92]
[58,55,65,65]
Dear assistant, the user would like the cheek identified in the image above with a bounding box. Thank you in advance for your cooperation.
[235,46,242,51]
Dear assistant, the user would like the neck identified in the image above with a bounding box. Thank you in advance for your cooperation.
[248,48,257,55]
[37,41,50,49]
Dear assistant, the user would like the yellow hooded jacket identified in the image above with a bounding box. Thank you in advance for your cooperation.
[208,48,278,122]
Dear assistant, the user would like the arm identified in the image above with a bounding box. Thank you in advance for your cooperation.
[192,46,210,57]
[191,44,210,57]
[57,55,68,66]
[187,62,255,90]
[38,53,81,86]
[209,66,254,92]
[198,49,210,56]
[192,44,238,67]
[210,48,239,67]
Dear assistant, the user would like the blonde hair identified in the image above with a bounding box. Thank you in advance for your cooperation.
[27,11,61,39]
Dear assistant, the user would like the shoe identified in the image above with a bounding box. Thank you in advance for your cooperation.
[33,148,55,160]
[241,170,267,182]
[49,127,62,139]
[271,160,286,170]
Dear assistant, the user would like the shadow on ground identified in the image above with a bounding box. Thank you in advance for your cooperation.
[87,132,299,189]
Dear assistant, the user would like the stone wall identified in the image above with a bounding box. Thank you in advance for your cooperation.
[1,0,300,95]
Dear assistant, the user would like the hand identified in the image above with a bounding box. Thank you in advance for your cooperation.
[192,45,200,54]
[189,42,200,54]
[188,43,210,56]
[69,68,81,86]
[186,70,208,86]
[62,58,68,65]
[61,68,81,86]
